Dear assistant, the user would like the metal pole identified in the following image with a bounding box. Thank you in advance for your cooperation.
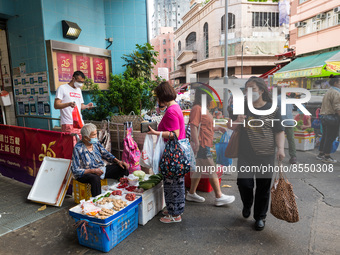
[241,43,243,79]
[223,0,229,117]
[224,0,228,85]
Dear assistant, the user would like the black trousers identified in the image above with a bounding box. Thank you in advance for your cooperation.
[237,154,274,221]
[76,164,129,197]
[319,121,340,154]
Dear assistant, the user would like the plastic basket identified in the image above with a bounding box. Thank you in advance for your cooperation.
[73,179,108,203]
[73,203,139,252]
[185,168,223,193]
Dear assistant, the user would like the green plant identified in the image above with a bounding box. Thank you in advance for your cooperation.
[83,43,162,120]
[121,43,159,81]
[305,128,314,133]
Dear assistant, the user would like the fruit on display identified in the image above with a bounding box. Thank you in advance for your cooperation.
[125,193,136,201]
[111,190,122,196]
[119,177,129,184]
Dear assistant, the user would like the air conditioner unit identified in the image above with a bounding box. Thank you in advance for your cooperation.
[295,22,306,28]
[334,6,340,13]
[316,13,326,19]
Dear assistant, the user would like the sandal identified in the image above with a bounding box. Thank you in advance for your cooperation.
[160,215,182,223]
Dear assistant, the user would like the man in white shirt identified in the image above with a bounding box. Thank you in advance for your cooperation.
[54,71,93,139]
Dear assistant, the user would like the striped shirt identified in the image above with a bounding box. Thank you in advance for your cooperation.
[71,141,116,179]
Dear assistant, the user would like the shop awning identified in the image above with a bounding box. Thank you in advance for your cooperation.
[273,50,340,80]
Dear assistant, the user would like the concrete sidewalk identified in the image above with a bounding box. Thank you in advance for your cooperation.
[0,149,339,255]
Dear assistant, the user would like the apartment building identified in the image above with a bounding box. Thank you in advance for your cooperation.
[170,0,287,83]
[152,0,191,38]
[274,0,340,88]
[151,27,175,82]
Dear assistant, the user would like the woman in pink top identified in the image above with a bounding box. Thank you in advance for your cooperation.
[148,81,186,223]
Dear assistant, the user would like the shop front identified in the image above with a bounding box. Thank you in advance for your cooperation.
[273,50,340,89]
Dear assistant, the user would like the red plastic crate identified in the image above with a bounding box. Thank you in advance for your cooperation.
[185,167,223,193]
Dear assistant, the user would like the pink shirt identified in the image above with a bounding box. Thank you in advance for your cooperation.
[158,104,185,140]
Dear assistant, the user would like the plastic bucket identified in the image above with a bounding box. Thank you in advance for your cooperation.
[0,91,11,106]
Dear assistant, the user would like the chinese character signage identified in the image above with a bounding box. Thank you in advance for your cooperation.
[93,58,106,83]
[0,125,73,185]
[76,55,91,79]
[57,52,74,82]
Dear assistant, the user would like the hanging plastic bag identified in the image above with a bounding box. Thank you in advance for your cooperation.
[72,105,83,129]
[140,134,154,168]
[215,131,232,166]
[178,138,196,171]
[152,132,165,174]
[98,120,111,152]
[122,122,141,174]
[331,137,340,153]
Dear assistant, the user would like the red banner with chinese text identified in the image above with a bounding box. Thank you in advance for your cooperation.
[93,58,106,83]
[76,55,91,79]
[0,125,73,185]
[57,52,74,82]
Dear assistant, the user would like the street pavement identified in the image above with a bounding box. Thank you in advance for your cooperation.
[0,148,339,255]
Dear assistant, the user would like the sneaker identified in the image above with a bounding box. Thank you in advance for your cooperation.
[316,154,325,160]
[186,192,205,203]
[322,156,337,163]
[289,157,297,164]
[215,194,235,206]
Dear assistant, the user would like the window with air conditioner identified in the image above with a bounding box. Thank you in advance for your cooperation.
[312,19,322,31]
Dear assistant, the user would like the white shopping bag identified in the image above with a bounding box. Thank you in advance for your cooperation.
[140,134,154,168]
[152,132,165,174]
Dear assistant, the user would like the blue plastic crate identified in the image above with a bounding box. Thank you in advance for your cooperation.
[73,203,139,252]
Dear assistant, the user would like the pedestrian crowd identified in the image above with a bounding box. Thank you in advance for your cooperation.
[59,72,339,231]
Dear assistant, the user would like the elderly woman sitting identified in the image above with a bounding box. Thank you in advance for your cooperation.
[71,123,129,197]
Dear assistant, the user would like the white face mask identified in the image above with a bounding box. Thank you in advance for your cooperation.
[252,91,260,102]
[74,81,83,88]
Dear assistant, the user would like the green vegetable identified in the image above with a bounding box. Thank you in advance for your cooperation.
[104,192,111,197]
[139,183,154,190]
[133,170,146,181]
[149,175,161,181]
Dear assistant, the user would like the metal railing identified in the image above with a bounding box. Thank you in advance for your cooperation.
[16,115,61,131]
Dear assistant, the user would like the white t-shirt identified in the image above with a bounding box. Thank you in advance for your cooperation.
[55,84,84,125]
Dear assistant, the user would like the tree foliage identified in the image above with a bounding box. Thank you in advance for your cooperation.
[82,43,161,121]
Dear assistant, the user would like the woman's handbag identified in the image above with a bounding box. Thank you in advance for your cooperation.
[159,132,190,178]
[224,126,241,159]
[320,114,340,126]
[270,163,299,223]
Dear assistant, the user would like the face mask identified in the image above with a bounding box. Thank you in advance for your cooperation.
[74,81,83,88]
[297,109,303,114]
[252,91,260,102]
[88,138,98,144]
[160,107,167,113]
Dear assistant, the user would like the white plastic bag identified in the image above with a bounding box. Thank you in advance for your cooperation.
[140,134,154,168]
[153,132,165,174]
